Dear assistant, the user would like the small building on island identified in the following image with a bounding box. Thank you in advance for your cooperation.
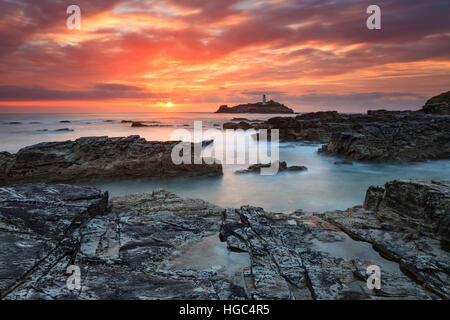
[215,95,294,114]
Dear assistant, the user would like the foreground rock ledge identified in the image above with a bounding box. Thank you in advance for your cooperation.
[0,135,222,186]
[1,180,449,300]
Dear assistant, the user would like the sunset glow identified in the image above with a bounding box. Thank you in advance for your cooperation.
[0,0,449,113]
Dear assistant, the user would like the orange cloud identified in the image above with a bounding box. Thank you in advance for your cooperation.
[0,0,449,113]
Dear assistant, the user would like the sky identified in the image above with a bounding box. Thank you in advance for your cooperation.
[0,0,449,113]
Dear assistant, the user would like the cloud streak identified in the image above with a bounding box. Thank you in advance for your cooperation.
[0,0,448,111]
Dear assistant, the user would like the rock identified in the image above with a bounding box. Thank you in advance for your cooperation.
[219,203,437,299]
[0,183,108,297]
[0,152,13,176]
[334,160,353,165]
[223,121,253,130]
[324,180,450,298]
[296,111,342,121]
[263,114,348,143]
[1,185,250,300]
[246,93,450,161]
[55,128,74,132]
[235,161,307,174]
[59,120,71,123]
[131,121,148,127]
[318,115,450,161]
[1,181,448,300]
[0,135,222,185]
[362,186,384,211]
[121,120,133,123]
[216,100,294,114]
[421,91,450,115]
[38,128,74,132]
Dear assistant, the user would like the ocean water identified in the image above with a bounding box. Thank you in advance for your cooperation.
[1,112,449,213]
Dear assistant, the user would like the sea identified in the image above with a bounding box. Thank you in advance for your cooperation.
[1,112,449,213]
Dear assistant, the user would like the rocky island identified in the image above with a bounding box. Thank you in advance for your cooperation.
[0,179,448,299]
[216,97,294,114]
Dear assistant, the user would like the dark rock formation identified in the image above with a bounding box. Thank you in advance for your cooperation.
[55,128,74,132]
[260,113,353,143]
[0,136,222,185]
[0,183,108,297]
[216,101,294,114]
[131,121,148,127]
[231,118,250,121]
[235,161,307,174]
[421,91,450,115]
[296,111,342,121]
[318,115,450,161]
[1,180,449,300]
[219,200,442,299]
[223,121,254,130]
[324,180,450,298]
[235,93,450,161]
[1,185,246,300]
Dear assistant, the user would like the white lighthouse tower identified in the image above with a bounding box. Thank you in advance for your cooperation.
[262,94,267,105]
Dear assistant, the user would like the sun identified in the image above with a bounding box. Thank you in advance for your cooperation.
[165,102,173,108]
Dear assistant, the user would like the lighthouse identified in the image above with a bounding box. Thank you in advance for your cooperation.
[262,94,267,105]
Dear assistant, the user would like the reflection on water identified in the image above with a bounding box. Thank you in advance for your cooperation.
[311,237,400,274]
[168,234,250,285]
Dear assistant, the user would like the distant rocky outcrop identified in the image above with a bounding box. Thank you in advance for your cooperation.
[420,91,450,115]
[0,136,222,185]
[1,180,448,299]
[223,121,254,130]
[234,93,450,161]
[216,100,294,114]
[235,161,307,174]
[131,121,147,127]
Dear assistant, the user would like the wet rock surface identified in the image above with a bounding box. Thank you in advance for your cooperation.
[236,92,450,161]
[1,185,248,300]
[223,121,254,130]
[235,161,307,174]
[219,204,440,300]
[318,118,450,161]
[0,184,108,298]
[420,91,450,115]
[269,110,450,161]
[0,135,222,185]
[1,180,448,300]
[324,180,450,299]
